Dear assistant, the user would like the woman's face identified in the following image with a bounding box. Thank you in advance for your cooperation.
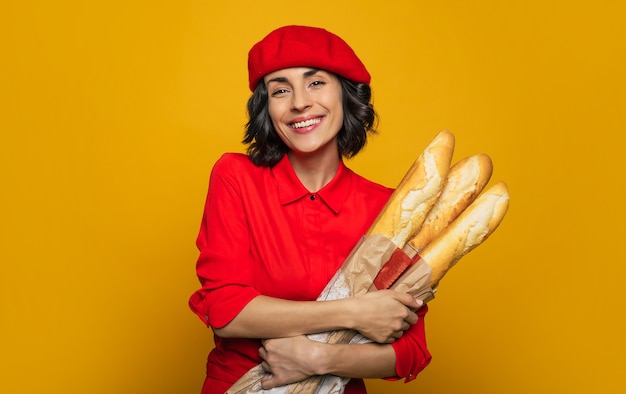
[264,67,343,159]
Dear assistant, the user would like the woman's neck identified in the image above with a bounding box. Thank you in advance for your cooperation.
[287,149,341,192]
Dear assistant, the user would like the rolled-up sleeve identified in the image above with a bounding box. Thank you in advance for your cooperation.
[188,155,261,328]
[388,304,432,382]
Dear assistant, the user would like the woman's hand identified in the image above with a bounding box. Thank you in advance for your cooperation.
[259,335,320,389]
[350,290,422,344]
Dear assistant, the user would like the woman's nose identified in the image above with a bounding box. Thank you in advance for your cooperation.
[291,89,312,112]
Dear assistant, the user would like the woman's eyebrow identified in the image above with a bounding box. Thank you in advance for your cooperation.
[266,69,321,85]
[303,68,321,78]
[266,76,288,84]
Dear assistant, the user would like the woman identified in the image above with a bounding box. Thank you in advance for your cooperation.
[189,25,431,394]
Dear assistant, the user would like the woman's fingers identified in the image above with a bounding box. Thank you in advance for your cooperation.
[404,309,418,325]
[396,291,424,311]
[386,329,407,343]
[257,336,315,388]
[259,345,271,373]
[350,290,425,343]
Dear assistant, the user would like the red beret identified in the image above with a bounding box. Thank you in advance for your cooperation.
[247,25,371,91]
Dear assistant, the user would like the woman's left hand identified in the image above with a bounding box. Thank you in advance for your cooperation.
[259,335,320,389]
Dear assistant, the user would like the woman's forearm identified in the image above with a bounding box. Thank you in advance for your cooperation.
[213,291,420,342]
[316,342,397,379]
[213,295,353,338]
[258,335,399,389]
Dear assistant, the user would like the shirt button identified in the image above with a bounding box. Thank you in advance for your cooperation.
[310,194,317,200]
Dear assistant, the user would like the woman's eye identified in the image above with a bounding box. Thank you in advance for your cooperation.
[271,88,289,96]
[310,80,325,87]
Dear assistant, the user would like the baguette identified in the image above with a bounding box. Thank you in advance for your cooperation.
[407,154,493,252]
[420,181,509,288]
[367,130,455,247]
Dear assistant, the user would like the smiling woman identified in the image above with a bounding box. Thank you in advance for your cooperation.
[242,26,376,172]
[188,25,432,394]
[264,68,345,185]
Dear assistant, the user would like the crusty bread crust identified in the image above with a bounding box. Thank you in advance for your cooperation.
[421,181,510,288]
[407,154,493,252]
[367,130,455,247]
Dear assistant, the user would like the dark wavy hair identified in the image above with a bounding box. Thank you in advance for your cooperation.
[243,76,378,166]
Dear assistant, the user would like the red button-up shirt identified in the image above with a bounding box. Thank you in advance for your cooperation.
[189,153,431,393]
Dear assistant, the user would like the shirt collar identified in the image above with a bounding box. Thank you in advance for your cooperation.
[272,154,354,214]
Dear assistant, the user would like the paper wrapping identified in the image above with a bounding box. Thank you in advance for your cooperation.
[226,234,434,394]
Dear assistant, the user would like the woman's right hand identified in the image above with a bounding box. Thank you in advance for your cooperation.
[349,290,422,344]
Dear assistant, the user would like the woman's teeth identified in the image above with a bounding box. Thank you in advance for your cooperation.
[291,118,321,129]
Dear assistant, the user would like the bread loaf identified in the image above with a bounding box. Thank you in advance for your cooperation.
[367,130,455,247]
[422,181,509,288]
[407,154,493,252]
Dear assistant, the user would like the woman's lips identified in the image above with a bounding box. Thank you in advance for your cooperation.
[289,116,323,133]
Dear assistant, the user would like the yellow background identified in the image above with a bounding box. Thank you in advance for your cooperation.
[2,1,624,393]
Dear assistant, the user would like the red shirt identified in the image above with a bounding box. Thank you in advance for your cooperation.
[189,153,431,393]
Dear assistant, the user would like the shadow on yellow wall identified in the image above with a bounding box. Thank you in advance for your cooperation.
[1,1,624,393]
